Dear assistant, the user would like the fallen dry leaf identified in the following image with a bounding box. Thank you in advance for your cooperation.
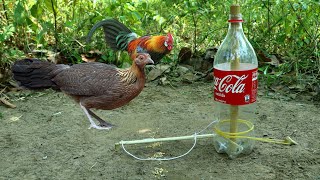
[138,128,152,134]
[81,54,97,62]
[0,98,16,108]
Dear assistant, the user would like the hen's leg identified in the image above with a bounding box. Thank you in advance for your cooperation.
[87,109,114,128]
[79,103,112,130]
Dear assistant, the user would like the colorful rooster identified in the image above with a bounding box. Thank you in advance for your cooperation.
[86,18,173,63]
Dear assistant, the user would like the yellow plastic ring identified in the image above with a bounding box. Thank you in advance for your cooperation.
[213,119,254,138]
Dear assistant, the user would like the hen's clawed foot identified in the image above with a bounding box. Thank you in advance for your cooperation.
[80,103,114,130]
[88,123,113,130]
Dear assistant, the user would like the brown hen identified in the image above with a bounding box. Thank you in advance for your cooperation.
[12,53,153,130]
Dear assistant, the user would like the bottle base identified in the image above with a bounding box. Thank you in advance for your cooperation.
[213,136,255,159]
[213,119,255,158]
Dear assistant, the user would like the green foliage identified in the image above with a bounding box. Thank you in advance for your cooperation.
[0,23,24,70]
[243,0,320,90]
[0,0,319,90]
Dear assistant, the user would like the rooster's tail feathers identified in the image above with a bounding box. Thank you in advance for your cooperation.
[86,19,135,51]
[12,59,69,90]
[116,32,138,51]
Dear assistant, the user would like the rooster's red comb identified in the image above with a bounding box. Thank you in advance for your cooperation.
[167,33,173,41]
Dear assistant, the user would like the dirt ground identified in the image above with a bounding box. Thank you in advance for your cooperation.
[0,81,319,180]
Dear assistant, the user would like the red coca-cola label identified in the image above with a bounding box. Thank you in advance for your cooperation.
[213,68,258,105]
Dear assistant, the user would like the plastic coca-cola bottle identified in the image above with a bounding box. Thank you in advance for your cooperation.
[213,4,258,158]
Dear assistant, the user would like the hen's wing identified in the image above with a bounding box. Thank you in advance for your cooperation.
[52,62,123,97]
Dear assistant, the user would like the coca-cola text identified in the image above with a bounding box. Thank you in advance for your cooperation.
[213,68,258,105]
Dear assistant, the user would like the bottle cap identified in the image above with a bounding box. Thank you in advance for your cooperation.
[229,4,243,22]
[230,4,240,16]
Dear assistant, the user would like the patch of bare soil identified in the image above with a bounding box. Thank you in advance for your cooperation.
[0,82,319,179]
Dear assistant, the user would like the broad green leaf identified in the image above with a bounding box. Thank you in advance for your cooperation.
[14,2,26,25]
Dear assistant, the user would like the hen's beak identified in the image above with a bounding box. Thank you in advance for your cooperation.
[146,57,154,65]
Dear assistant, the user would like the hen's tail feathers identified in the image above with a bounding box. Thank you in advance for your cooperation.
[12,58,69,90]
[86,19,137,51]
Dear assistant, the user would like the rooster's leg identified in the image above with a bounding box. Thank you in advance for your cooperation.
[79,103,112,130]
[87,109,114,128]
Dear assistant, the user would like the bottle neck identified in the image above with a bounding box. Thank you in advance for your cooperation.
[229,22,242,29]
[227,13,244,33]
[226,22,245,38]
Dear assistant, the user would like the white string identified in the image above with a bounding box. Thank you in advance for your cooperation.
[120,120,218,161]
[198,119,218,134]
